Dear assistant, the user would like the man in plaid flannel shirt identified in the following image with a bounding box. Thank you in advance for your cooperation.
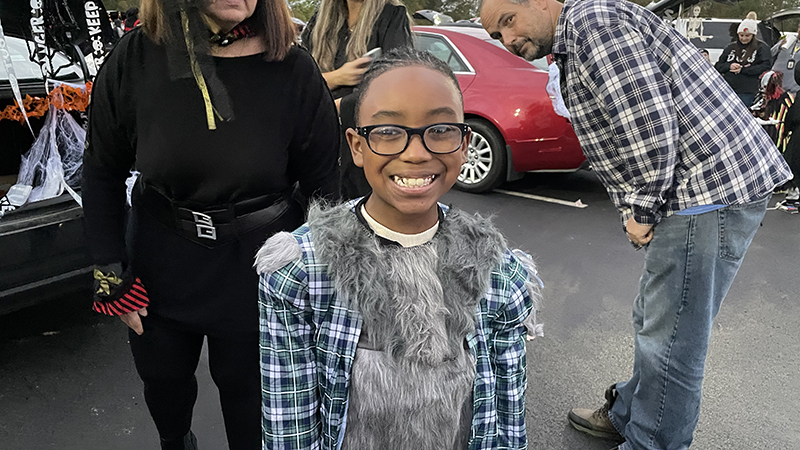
[481,0,793,449]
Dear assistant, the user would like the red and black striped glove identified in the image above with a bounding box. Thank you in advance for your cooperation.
[91,263,150,316]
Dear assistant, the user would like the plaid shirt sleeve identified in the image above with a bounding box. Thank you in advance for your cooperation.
[490,252,534,449]
[259,258,321,450]
[574,22,680,225]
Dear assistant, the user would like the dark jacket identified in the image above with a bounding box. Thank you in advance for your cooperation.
[715,39,773,95]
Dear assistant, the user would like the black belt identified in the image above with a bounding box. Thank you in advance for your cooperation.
[135,183,292,245]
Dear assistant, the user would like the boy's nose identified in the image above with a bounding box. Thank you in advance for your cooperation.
[400,135,432,162]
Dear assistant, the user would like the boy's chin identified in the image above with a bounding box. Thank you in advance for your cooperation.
[375,190,444,219]
[390,199,441,216]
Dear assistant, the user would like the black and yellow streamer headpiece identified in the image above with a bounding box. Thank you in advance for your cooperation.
[164,0,235,130]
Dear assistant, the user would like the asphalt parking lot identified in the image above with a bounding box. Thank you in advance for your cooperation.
[1,170,798,449]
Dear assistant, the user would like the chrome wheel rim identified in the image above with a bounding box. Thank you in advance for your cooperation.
[459,131,493,185]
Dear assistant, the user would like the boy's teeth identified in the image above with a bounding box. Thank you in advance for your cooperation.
[393,176,434,187]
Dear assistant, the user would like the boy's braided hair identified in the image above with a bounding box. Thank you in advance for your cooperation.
[353,47,464,125]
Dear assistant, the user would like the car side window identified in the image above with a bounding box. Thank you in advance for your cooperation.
[685,21,738,52]
[415,34,469,73]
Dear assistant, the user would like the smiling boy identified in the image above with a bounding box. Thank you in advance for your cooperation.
[254,48,543,449]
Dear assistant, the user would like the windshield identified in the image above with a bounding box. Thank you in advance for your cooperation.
[484,39,549,70]
[0,36,82,81]
[769,16,800,36]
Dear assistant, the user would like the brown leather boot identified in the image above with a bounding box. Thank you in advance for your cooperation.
[567,384,625,442]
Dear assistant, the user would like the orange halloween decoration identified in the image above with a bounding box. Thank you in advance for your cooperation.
[0,82,92,124]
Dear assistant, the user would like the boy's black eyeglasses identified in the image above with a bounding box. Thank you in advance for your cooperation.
[355,123,470,156]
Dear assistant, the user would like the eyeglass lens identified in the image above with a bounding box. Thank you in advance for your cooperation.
[368,124,463,155]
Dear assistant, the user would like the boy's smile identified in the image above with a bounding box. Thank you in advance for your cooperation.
[390,174,437,189]
[347,66,468,234]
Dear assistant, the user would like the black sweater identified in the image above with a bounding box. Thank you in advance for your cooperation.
[82,30,340,333]
[715,40,772,95]
[83,29,339,265]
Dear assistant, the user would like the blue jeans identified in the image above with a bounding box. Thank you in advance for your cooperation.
[737,93,756,109]
[610,196,769,450]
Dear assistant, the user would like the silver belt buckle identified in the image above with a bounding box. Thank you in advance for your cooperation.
[191,211,217,240]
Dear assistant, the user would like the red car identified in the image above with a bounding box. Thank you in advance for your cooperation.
[414,25,586,193]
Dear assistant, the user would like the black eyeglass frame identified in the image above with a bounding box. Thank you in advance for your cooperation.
[355,122,471,156]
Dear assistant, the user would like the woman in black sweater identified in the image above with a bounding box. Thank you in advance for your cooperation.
[301,0,413,199]
[81,0,339,448]
[715,19,772,108]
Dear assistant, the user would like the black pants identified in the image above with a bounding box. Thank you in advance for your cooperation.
[782,98,800,188]
[129,315,261,450]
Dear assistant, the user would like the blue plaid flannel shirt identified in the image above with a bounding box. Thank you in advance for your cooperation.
[258,206,534,450]
[553,0,793,226]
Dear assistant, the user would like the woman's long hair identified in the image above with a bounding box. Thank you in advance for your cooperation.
[739,36,760,65]
[764,71,785,101]
[140,0,296,61]
[311,0,404,72]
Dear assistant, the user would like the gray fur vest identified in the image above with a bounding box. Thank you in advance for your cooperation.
[311,203,505,364]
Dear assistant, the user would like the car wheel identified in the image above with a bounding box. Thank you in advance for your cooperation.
[456,119,506,193]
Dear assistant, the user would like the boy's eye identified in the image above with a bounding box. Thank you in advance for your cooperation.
[371,126,404,140]
[426,124,460,140]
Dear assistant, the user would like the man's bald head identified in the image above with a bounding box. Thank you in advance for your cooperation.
[477,0,528,13]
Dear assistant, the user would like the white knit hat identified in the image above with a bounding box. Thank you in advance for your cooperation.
[738,19,758,35]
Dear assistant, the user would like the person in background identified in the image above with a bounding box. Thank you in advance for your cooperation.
[716,19,773,108]
[768,25,800,202]
[301,0,413,199]
[82,0,340,448]
[480,0,792,448]
[775,63,800,209]
[291,17,306,41]
[770,23,800,95]
[750,71,793,152]
[699,48,710,62]
[124,7,140,32]
[109,11,125,38]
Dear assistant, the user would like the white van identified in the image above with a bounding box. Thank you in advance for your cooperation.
[673,17,745,63]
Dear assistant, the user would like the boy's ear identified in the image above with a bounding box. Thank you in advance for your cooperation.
[346,127,366,168]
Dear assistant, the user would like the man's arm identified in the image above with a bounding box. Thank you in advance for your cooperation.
[575,22,680,225]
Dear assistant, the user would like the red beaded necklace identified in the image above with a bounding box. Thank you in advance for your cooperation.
[209,20,257,47]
